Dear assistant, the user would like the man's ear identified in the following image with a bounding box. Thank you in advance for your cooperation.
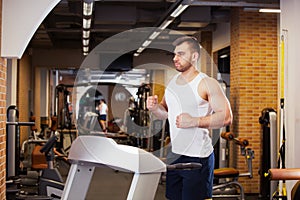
[192,52,199,61]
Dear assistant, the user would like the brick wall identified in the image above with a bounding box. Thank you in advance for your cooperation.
[0,61,6,200]
[0,60,6,200]
[200,31,213,76]
[0,0,6,198]
[230,8,278,193]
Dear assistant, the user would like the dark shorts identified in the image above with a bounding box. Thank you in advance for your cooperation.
[99,115,106,121]
[166,152,215,200]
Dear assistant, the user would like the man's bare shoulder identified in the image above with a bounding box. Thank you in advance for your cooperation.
[199,76,219,88]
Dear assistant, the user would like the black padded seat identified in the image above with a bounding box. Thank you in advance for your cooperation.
[292,180,300,200]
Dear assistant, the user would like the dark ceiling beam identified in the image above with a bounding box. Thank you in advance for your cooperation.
[171,23,216,32]
[180,6,211,22]
[52,12,81,17]
[44,28,82,33]
[210,9,230,23]
[32,48,85,68]
[137,9,164,23]
[186,0,279,8]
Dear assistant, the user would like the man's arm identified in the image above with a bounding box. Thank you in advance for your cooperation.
[147,95,168,120]
[176,77,232,129]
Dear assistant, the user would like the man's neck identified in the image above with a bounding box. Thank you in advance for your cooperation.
[180,67,199,82]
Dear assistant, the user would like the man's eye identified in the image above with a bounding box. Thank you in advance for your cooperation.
[174,52,184,57]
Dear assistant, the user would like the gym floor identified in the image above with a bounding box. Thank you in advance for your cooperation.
[85,166,166,200]
[84,167,259,200]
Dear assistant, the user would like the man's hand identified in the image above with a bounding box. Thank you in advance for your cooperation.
[176,113,199,128]
[147,95,159,111]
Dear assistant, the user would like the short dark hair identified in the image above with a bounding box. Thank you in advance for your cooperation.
[172,36,200,54]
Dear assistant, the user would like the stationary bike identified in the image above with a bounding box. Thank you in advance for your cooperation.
[17,134,65,200]
[38,134,65,199]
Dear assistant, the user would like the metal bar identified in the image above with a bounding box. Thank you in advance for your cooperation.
[6,122,35,126]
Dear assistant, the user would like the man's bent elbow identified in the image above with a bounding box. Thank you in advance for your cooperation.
[224,113,232,126]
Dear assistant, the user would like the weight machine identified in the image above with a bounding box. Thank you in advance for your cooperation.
[213,132,254,200]
[54,84,76,153]
[132,83,151,148]
[6,106,36,178]
[259,108,278,199]
[123,83,169,152]
[6,106,38,199]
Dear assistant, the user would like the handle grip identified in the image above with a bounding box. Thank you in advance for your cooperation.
[221,132,235,140]
[6,122,35,126]
[234,138,249,147]
[40,135,58,154]
[268,168,300,180]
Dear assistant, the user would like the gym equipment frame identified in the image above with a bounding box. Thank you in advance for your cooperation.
[61,135,166,200]
[212,132,254,200]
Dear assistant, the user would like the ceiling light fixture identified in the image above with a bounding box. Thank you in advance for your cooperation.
[83,18,91,29]
[137,47,145,53]
[83,30,90,38]
[149,31,161,40]
[220,54,228,58]
[259,8,281,13]
[134,1,190,56]
[159,19,174,30]
[83,46,89,52]
[170,4,188,18]
[82,1,94,56]
[82,39,89,46]
[83,2,93,16]
[142,40,152,47]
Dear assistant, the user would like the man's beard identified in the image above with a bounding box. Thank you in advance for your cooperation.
[175,63,192,72]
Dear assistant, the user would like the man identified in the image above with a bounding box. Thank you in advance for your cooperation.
[146,36,232,200]
[98,99,108,133]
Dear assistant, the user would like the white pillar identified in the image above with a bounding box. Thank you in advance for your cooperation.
[6,59,18,107]
[40,68,49,118]
[281,0,300,196]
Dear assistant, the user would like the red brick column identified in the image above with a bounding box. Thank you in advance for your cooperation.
[0,0,7,198]
[0,59,6,200]
[230,8,278,193]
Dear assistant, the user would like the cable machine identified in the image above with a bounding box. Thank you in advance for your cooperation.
[6,105,35,178]
[259,108,278,199]
[54,84,75,153]
[128,84,151,148]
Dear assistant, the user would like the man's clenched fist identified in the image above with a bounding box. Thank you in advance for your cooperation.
[147,95,159,111]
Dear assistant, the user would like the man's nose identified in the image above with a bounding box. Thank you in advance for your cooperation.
[173,54,179,61]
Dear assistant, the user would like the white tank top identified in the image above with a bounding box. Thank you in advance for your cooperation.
[99,103,107,115]
[165,73,213,157]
